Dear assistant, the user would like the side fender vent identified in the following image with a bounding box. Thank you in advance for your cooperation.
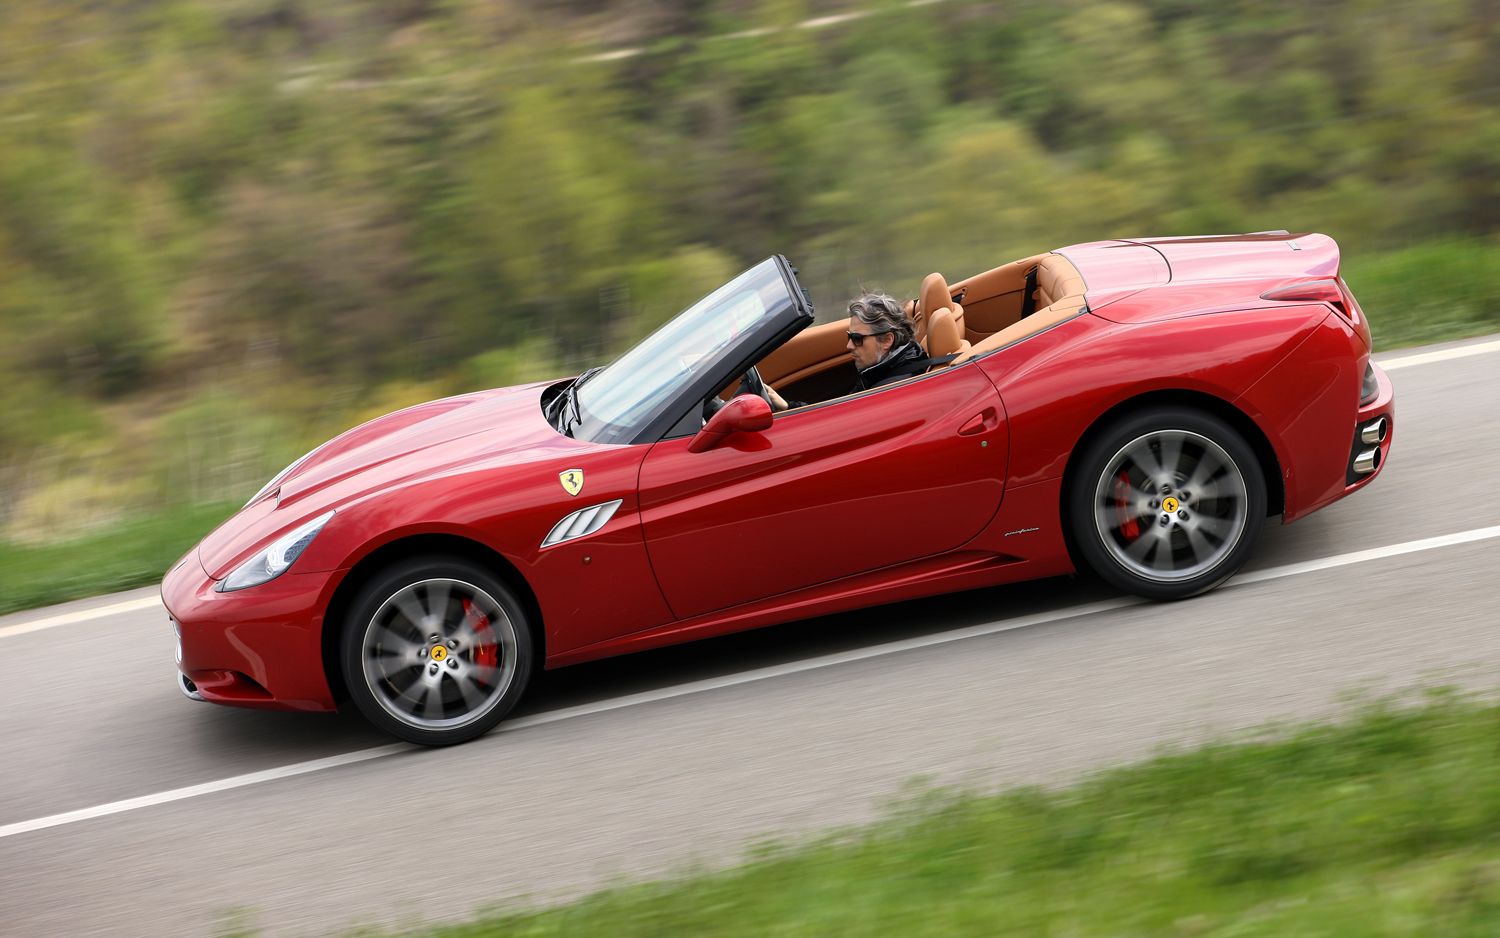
[542,499,624,548]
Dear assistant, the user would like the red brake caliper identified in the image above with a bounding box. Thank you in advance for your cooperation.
[463,599,499,669]
[1114,470,1140,542]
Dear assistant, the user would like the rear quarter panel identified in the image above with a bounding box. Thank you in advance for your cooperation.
[1234,310,1369,521]
[977,304,1330,496]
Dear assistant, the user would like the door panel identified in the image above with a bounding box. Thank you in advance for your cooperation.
[638,365,1008,619]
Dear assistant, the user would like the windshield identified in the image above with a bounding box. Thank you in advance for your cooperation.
[572,258,796,444]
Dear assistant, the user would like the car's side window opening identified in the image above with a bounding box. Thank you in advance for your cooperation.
[705,350,966,423]
[767,359,970,417]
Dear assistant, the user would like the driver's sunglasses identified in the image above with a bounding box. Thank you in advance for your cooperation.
[846,329,892,345]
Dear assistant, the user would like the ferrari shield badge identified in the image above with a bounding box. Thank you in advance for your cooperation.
[559,469,584,497]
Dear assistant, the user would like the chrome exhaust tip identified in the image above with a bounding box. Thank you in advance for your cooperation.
[178,672,205,702]
[1361,417,1387,445]
[1353,448,1379,474]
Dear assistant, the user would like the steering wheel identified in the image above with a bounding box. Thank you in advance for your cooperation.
[736,364,773,407]
[703,364,776,422]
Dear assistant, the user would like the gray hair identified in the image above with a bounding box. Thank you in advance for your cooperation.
[847,293,914,348]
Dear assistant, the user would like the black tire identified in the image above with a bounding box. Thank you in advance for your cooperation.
[340,556,533,746]
[1068,407,1267,600]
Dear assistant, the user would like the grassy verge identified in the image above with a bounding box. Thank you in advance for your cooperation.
[372,691,1500,937]
[1344,239,1500,351]
[0,501,236,615]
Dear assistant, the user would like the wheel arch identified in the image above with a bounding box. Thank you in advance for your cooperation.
[1058,389,1285,566]
[320,534,545,704]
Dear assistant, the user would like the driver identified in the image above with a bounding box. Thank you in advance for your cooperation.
[764,293,931,410]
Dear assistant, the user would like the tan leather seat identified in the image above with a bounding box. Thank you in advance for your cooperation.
[913,272,966,349]
[918,272,970,366]
[953,253,1089,365]
[925,307,967,364]
[910,272,944,348]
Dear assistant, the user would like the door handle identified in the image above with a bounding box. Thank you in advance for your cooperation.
[958,408,998,436]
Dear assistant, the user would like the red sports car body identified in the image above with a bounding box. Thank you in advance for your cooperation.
[163,233,1394,744]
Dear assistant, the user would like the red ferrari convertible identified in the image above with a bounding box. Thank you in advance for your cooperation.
[162,231,1394,745]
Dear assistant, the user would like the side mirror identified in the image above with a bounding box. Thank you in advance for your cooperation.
[688,395,773,453]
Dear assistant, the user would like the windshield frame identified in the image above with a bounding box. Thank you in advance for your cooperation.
[566,256,813,446]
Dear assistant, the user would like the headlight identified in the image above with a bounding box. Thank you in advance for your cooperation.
[244,444,325,509]
[217,511,335,592]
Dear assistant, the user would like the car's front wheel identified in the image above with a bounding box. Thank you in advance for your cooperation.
[341,557,533,746]
[1069,407,1267,600]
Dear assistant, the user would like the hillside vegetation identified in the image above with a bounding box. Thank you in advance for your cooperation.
[1,0,1496,554]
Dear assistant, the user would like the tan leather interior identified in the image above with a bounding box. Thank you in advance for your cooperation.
[914,271,967,351]
[944,252,1089,363]
[757,318,850,388]
[741,251,1086,399]
[1034,253,1087,308]
[925,307,964,363]
[949,254,1044,341]
[953,298,1085,363]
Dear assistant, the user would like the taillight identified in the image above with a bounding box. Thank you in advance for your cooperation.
[1261,279,1344,305]
[1261,278,1362,328]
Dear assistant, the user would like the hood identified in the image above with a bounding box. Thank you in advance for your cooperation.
[197,381,573,579]
[276,383,555,503]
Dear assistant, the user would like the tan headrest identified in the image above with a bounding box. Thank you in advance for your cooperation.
[920,272,950,315]
[915,272,950,341]
[926,307,962,361]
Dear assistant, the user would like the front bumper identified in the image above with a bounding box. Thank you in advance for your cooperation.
[161,550,340,712]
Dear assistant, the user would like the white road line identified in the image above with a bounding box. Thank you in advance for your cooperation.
[0,596,161,641]
[4,522,1500,841]
[1377,337,1500,370]
[1235,525,1500,584]
[0,746,410,840]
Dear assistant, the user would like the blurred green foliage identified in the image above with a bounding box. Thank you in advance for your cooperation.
[0,0,1497,544]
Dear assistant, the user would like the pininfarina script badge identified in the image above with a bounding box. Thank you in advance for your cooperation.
[559,469,584,497]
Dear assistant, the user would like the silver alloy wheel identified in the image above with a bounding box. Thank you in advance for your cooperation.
[1092,429,1249,583]
[360,577,519,731]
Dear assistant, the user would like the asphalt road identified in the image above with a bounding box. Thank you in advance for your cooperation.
[3,334,1499,937]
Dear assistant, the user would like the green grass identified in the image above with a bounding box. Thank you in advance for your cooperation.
[362,691,1500,937]
[1344,239,1500,351]
[0,501,236,614]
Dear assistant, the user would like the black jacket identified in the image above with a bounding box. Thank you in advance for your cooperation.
[853,340,931,392]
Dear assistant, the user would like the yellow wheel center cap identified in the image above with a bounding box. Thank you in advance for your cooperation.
[430,645,448,662]
[1162,496,1180,513]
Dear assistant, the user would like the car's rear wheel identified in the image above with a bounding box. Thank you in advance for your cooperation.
[341,557,532,746]
[1069,408,1266,600]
